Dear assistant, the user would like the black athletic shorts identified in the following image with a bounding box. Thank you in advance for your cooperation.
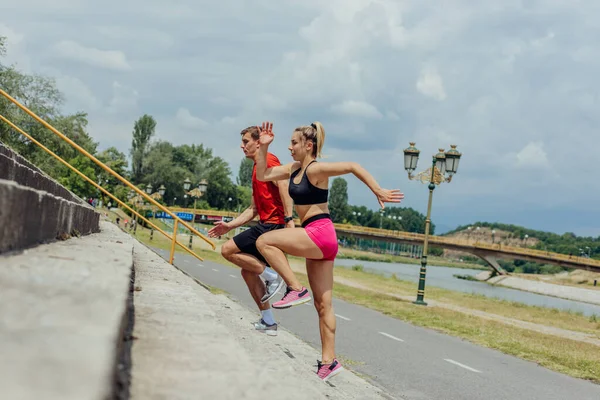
[232,222,284,264]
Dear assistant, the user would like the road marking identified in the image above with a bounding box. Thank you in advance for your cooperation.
[229,274,236,278]
[444,359,481,373]
[212,269,218,272]
[184,260,190,263]
[378,332,404,342]
[335,314,351,321]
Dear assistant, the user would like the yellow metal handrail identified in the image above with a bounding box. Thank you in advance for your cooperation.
[0,87,215,263]
[0,114,209,263]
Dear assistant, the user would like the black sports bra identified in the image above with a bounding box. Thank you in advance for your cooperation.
[288,161,329,205]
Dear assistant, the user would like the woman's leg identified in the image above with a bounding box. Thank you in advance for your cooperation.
[306,258,336,363]
[256,227,323,291]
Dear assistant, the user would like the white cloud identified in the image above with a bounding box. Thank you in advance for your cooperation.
[416,66,446,101]
[260,94,288,111]
[53,40,131,71]
[0,24,29,70]
[386,111,400,121]
[330,100,383,119]
[106,82,138,114]
[513,142,551,169]
[54,75,100,111]
[176,108,208,130]
[221,116,237,124]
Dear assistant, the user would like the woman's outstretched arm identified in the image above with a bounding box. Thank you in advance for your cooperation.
[311,161,405,208]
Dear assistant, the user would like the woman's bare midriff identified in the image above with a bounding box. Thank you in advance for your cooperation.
[297,203,330,224]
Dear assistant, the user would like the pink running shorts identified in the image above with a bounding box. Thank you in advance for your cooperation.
[303,214,338,261]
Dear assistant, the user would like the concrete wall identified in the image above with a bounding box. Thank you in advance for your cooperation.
[0,141,99,253]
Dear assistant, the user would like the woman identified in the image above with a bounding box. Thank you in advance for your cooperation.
[255,121,404,381]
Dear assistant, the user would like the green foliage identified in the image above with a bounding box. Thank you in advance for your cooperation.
[237,157,253,187]
[429,246,444,256]
[130,114,156,182]
[235,185,252,211]
[205,156,237,210]
[329,177,349,223]
[347,204,432,234]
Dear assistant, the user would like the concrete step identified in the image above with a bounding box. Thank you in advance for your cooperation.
[0,141,100,253]
[0,219,394,399]
[0,141,79,204]
[130,240,393,399]
[0,220,133,400]
[0,179,100,253]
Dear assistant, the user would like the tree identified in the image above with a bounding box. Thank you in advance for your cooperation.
[205,156,237,209]
[130,114,156,182]
[329,177,349,223]
[237,157,254,187]
[97,147,128,178]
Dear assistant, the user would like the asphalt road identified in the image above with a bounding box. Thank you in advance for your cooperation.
[156,248,600,400]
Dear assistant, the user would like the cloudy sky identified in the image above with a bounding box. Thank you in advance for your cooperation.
[3,0,600,236]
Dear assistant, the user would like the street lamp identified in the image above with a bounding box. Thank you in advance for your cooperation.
[403,142,462,306]
[145,183,152,195]
[185,180,209,249]
[186,179,208,216]
[158,184,166,197]
[183,177,192,191]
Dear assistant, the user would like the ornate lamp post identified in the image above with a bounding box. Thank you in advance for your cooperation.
[403,142,462,306]
[183,177,192,192]
[186,179,208,249]
[147,184,166,241]
[187,179,208,216]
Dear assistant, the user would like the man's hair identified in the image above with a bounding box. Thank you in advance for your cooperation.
[240,126,260,141]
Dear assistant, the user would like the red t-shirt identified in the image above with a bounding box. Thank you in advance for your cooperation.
[252,152,285,224]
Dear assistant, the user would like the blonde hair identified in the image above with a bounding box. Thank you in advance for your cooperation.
[295,121,325,158]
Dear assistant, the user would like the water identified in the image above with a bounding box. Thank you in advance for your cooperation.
[335,258,600,317]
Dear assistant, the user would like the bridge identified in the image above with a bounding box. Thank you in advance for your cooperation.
[156,207,600,275]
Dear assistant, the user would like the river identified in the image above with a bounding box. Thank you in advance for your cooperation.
[335,258,600,317]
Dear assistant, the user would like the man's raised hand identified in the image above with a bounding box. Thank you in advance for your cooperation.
[258,121,274,146]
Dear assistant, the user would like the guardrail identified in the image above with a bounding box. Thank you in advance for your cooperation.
[334,224,600,267]
[0,89,215,264]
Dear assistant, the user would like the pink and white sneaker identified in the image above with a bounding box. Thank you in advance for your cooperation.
[272,286,311,309]
[317,359,344,381]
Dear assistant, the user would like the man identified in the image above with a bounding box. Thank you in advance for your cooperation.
[208,125,294,336]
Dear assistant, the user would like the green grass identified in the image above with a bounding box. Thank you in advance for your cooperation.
[333,266,600,337]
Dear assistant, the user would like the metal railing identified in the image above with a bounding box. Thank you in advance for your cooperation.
[333,223,600,267]
[0,89,215,264]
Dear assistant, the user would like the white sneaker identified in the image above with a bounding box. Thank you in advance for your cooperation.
[261,275,285,303]
[253,318,278,336]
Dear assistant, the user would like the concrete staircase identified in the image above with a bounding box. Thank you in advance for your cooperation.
[0,141,99,254]
[0,140,393,399]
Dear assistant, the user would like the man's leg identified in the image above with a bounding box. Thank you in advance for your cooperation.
[221,238,268,310]
[240,269,269,311]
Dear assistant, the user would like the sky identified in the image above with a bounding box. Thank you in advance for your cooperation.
[3,0,600,236]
